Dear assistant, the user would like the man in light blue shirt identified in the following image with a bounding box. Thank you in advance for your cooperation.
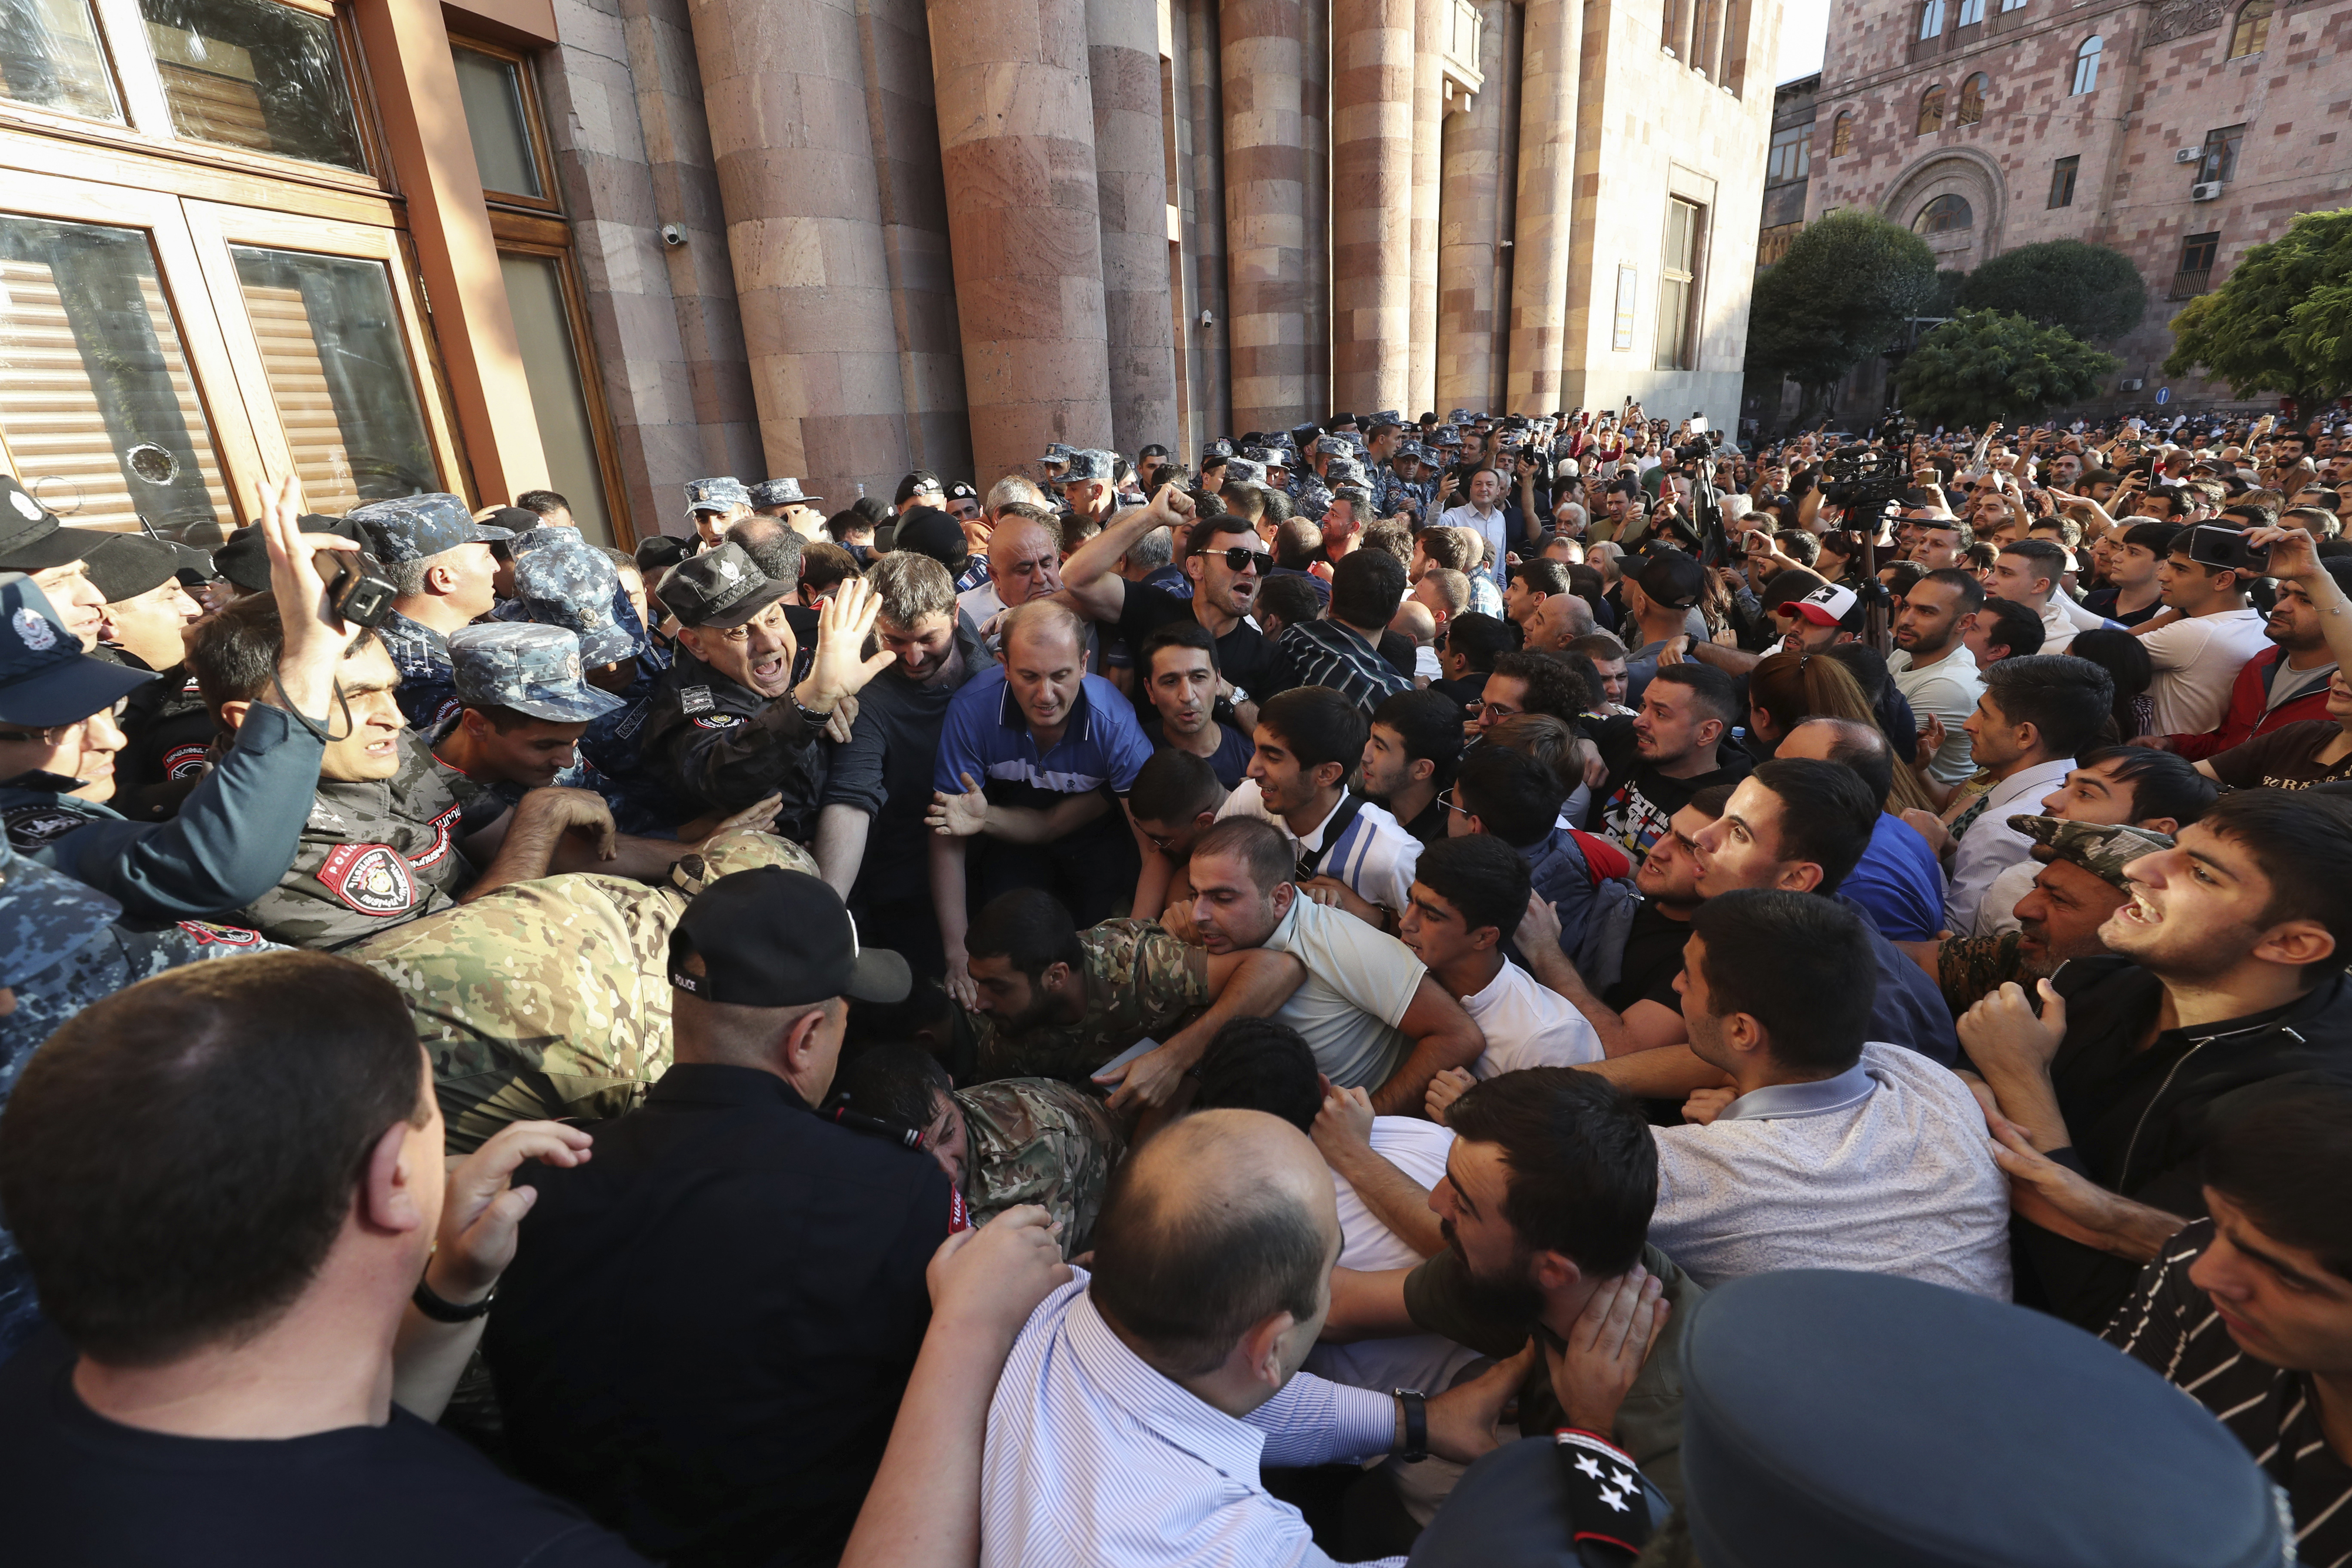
[979,1108,1518,1568]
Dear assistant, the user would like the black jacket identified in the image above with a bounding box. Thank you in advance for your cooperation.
[635,646,826,829]
[2018,958,2352,1327]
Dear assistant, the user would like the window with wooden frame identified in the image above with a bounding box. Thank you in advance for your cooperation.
[454,34,630,546]
[1829,111,1854,156]
[1655,197,1704,372]
[1956,72,1987,126]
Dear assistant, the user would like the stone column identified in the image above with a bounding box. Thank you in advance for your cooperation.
[690,0,915,504]
[1434,0,1514,414]
[1087,0,1177,455]
[1406,0,1443,414]
[1298,0,1328,419]
[1185,0,1232,444]
[927,0,1116,483]
[1327,0,1414,417]
[1505,0,1578,414]
[1220,0,1307,435]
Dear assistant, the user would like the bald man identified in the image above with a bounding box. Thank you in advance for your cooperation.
[958,503,1066,651]
[1523,588,1596,653]
[979,1109,1519,1567]
[928,600,1155,1002]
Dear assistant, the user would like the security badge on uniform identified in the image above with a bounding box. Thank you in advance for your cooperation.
[5,803,88,848]
[315,842,418,915]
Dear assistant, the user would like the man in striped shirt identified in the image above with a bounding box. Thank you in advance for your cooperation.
[1265,552,1414,714]
[978,1108,1519,1568]
[2101,1089,2352,1567]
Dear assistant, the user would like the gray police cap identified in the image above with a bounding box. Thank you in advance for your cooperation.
[448,622,626,723]
[513,543,640,667]
[348,493,512,564]
[685,477,751,513]
[1060,449,1115,483]
[749,477,823,509]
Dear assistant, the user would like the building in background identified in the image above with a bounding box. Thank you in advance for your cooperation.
[1801,0,2352,421]
[1758,71,1820,269]
[0,0,1777,549]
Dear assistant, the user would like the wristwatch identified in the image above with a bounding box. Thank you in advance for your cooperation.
[1393,1387,1428,1463]
[412,1273,497,1324]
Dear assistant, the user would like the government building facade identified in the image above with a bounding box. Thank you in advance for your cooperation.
[0,0,1774,549]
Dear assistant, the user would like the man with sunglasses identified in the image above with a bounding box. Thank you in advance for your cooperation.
[0,481,353,927]
[1058,483,1275,719]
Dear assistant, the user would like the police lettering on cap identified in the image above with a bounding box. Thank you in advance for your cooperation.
[684,477,751,514]
[81,534,182,604]
[449,623,626,724]
[0,476,108,573]
[659,541,790,629]
[0,575,153,727]
[749,477,823,510]
[514,543,640,667]
[1681,1271,2287,1568]
[669,866,911,1008]
[349,493,512,565]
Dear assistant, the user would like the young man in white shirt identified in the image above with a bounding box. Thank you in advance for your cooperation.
[1398,835,1602,1079]
[1435,467,1510,589]
[1888,569,1986,785]
[2133,523,2274,737]
[1658,890,2011,1296]
[1945,655,2113,935]
[1989,539,2104,656]
[1217,685,1421,931]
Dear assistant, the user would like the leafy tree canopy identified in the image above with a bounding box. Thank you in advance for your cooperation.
[1746,209,1938,400]
[2166,209,2352,417]
[1957,240,2147,342]
[1895,309,2119,427]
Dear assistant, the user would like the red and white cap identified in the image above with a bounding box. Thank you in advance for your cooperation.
[1788,582,1859,627]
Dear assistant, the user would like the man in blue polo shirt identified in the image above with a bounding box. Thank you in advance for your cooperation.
[928,600,1152,1008]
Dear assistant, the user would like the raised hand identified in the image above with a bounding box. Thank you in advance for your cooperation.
[426,1119,594,1305]
[926,771,990,838]
[800,575,898,710]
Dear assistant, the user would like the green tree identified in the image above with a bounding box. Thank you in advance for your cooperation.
[1957,240,2147,342]
[1895,309,2119,427]
[2166,208,2352,419]
[1745,209,1937,426]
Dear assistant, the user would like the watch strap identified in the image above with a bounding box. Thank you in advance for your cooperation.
[412,1273,496,1323]
[1394,1386,1428,1463]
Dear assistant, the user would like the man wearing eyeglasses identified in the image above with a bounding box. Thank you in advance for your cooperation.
[1058,483,1275,721]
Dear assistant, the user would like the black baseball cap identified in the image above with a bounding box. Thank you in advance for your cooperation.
[1633,549,1707,612]
[82,534,183,603]
[0,477,109,572]
[658,541,790,628]
[212,514,366,593]
[669,867,911,1007]
[892,506,969,576]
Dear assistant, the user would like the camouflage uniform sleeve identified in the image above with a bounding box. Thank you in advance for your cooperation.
[1937,932,2023,1019]
[954,1079,1126,1258]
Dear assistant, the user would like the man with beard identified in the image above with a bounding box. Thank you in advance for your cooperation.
[1962,790,2352,1329]
[813,551,994,974]
[1588,664,1750,865]
[2159,529,2352,758]
[1058,483,1277,708]
[1888,569,1986,785]
[1926,815,2170,1016]
[1323,1066,1698,1507]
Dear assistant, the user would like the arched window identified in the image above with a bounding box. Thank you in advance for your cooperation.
[1915,194,1974,233]
[1830,111,1855,156]
[1918,85,1947,133]
[1957,72,1988,124]
[2228,0,2272,57]
[1918,0,1946,38]
[2072,35,2103,93]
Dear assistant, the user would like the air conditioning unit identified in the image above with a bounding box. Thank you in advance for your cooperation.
[2174,147,2203,163]
[2191,180,2224,200]
[2119,378,2145,392]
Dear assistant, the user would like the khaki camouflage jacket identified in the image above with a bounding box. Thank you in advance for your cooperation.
[971,917,1210,1082]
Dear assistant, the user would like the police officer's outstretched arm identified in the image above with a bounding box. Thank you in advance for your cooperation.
[64,475,368,920]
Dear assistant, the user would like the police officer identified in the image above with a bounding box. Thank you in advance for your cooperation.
[430,623,624,808]
[0,481,360,925]
[348,492,514,731]
[78,534,211,820]
[0,476,109,653]
[510,540,680,837]
[0,837,280,1357]
[635,541,896,830]
[747,476,826,540]
[484,865,954,1567]
[684,476,751,548]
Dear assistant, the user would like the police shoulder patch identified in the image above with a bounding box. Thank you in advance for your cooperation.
[315,842,418,915]
[4,804,88,848]
[692,714,743,730]
[175,920,266,947]
[162,742,211,780]
[679,684,714,716]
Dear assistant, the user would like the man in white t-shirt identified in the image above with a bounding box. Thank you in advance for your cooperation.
[2134,527,2273,737]
[1658,889,2010,1298]
[1188,816,1484,1114]
[1887,569,1986,785]
[1217,686,1421,926]
[1396,835,1601,1078]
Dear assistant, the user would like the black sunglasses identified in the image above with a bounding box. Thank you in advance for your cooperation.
[1192,545,1271,572]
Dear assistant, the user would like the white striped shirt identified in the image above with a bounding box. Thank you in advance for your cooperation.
[980,1276,1404,1568]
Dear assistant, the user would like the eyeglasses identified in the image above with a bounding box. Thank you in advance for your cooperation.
[1476,700,1520,723]
[1438,788,1467,815]
[1192,546,1271,573]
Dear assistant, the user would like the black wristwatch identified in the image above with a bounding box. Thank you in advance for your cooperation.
[1394,1387,1428,1463]
[412,1273,496,1324]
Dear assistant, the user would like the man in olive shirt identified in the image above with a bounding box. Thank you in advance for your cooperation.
[1323,1066,1699,1506]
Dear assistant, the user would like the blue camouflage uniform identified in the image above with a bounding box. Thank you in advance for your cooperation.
[507,541,679,834]
[428,621,626,813]
[0,839,281,1359]
[348,493,514,731]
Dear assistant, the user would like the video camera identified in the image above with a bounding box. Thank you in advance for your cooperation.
[1819,413,1917,522]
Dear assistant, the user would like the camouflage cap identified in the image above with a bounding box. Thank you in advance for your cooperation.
[1434,425,1463,446]
[748,477,823,509]
[1315,434,1352,457]
[1369,409,1403,427]
[513,541,640,666]
[685,477,751,513]
[449,622,626,723]
[1060,449,1115,483]
[658,540,790,628]
[1326,460,1373,490]
[2009,815,2174,890]
[1038,442,1076,466]
[1225,458,1268,486]
[0,834,121,989]
[1201,439,1234,462]
[349,493,513,564]
[667,827,817,898]
[1446,408,1474,424]
[507,524,579,561]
